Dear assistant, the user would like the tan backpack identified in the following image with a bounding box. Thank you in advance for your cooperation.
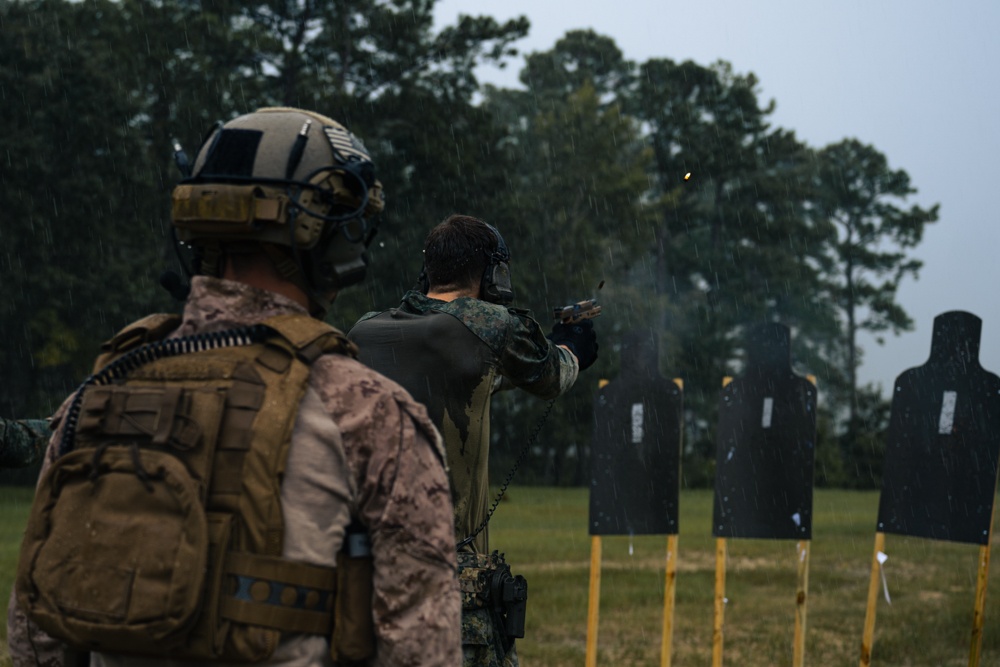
[16,312,367,662]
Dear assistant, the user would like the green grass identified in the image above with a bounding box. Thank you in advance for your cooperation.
[3,487,1000,666]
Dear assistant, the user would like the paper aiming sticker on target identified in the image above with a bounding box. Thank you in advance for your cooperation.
[589,331,682,536]
[876,311,1000,545]
[713,323,817,540]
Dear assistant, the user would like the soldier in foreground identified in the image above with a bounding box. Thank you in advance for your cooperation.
[348,214,599,666]
[0,418,49,468]
[8,107,460,666]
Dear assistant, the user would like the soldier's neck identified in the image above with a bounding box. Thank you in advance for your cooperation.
[426,286,480,302]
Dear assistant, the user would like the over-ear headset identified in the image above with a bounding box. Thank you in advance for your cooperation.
[415,222,514,305]
[480,223,514,305]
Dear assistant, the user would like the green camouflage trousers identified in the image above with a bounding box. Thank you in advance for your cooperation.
[462,608,518,667]
[458,552,519,667]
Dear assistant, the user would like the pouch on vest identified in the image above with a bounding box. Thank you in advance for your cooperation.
[330,521,375,664]
[16,313,352,662]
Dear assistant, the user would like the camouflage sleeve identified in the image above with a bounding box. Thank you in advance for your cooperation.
[497,310,579,399]
[314,358,460,667]
[0,418,50,469]
[7,402,78,667]
[6,592,81,667]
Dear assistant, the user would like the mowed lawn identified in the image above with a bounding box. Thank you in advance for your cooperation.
[3,485,1000,666]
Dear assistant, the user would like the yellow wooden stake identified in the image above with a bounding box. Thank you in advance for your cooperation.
[586,535,602,667]
[968,543,990,667]
[713,375,731,667]
[969,493,996,667]
[793,540,811,667]
[794,375,817,667]
[860,532,886,667]
[712,537,727,667]
[661,534,679,667]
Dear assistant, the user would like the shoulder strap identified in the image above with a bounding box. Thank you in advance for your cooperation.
[93,314,182,372]
[261,313,358,362]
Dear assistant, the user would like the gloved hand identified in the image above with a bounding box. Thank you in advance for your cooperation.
[548,319,599,370]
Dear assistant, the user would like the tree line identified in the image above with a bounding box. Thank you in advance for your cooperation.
[0,0,938,488]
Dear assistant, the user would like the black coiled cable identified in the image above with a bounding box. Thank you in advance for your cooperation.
[457,398,556,550]
[57,324,271,458]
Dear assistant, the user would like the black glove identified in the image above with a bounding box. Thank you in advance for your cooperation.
[548,319,599,371]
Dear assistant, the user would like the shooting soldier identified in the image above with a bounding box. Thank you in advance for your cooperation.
[348,214,599,666]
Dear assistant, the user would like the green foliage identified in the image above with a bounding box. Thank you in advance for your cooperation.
[814,138,938,456]
[0,4,935,485]
[0,0,173,416]
[840,384,892,489]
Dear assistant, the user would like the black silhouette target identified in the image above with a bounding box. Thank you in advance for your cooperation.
[876,311,1000,545]
[589,331,682,536]
[713,324,817,540]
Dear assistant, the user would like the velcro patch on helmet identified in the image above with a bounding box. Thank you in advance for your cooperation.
[323,126,372,165]
[172,184,286,235]
[201,129,263,177]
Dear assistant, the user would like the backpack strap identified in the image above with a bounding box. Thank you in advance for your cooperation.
[92,314,182,372]
[261,313,358,363]
[213,313,356,636]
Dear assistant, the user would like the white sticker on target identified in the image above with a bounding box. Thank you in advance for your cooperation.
[938,391,957,435]
[762,397,774,429]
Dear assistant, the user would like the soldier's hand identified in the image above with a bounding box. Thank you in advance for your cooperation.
[548,320,598,371]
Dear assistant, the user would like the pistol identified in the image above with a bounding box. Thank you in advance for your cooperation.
[553,298,602,324]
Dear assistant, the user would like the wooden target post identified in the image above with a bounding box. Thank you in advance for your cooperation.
[859,521,995,667]
[712,535,727,667]
[794,539,811,667]
[858,312,1000,667]
[661,532,679,667]
[585,530,681,667]
[585,532,682,667]
[586,534,602,667]
[970,519,994,667]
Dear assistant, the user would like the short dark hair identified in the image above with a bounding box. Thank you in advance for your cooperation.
[423,214,499,291]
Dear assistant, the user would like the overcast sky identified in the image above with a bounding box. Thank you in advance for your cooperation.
[433,0,1000,393]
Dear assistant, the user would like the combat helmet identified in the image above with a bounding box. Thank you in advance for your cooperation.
[171,107,385,315]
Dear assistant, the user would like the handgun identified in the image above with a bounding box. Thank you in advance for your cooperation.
[553,298,602,324]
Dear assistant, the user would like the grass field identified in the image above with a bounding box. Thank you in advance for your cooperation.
[3,485,1000,666]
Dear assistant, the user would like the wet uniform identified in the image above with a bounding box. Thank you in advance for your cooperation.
[348,290,578,666]
[7,276,461,667]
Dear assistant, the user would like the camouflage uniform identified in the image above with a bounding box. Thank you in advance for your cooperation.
[457,552,522,667]
[0,418,49,468]
[7,276,461,667]
[348,290,579,666]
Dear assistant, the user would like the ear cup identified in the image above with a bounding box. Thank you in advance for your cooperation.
[480,224,514,305]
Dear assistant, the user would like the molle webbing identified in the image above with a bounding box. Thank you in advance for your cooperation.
[48,312,351,653]
[221,552,337,635]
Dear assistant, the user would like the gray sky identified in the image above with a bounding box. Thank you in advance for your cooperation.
[433,0,1000,393]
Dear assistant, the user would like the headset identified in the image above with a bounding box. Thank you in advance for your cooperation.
[416,222,514,305]
[480,223,514,305]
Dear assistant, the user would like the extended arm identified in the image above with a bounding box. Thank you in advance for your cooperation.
[0,418,50,469]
